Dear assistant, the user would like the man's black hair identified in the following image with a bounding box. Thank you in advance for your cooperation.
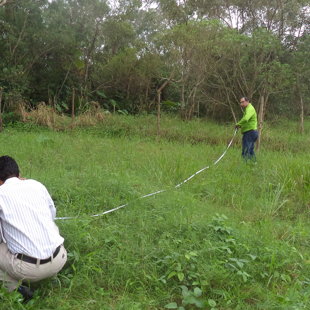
[241,96,249,102]
[0,156,20,182]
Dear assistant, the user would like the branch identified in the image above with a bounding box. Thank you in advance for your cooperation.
[56,62,72,100]
[0,0,8,6]
[23,46,55,74]
[11,12,29,61]
[157,70,175,93]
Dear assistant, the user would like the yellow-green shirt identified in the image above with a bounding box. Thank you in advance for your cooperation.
[237,103,257,133]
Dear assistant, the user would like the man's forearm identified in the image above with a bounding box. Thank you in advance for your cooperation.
[238,110,254,125]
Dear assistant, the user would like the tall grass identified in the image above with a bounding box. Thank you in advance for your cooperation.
[0,115,309,309]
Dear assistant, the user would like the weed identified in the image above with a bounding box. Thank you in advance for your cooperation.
[0,116,309,309]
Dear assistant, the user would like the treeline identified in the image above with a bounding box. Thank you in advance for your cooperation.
[0,0,309,127]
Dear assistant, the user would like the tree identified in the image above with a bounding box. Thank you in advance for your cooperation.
[290,34,310,133]
[0,0,48,111]
[158,20,233,119]
[0,0,308,123]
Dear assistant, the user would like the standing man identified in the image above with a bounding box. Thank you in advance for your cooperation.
[236,97,259,161]
[0,156,67,302]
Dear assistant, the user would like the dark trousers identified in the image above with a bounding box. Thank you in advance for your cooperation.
[242,130,258,161]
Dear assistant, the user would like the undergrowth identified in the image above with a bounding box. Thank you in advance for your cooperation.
[0,115,309,309]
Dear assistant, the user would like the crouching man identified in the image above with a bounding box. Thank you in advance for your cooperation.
[0,156,67,302]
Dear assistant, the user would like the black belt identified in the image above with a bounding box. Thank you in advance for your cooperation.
[16,245,61,265]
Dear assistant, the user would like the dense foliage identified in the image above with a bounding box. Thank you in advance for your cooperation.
[0,0,309,121]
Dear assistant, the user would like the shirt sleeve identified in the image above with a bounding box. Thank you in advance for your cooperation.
[0,204,3,243]
[0,220,4,243]
[42,185,56,219]
[237,105,255,125]
[47,193,56,220]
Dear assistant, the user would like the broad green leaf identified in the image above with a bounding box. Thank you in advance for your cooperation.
[177,272,184,281]
[167,271,176,279]
[194,287,202,297]
[164,302,178,309]
[208,299,217,307]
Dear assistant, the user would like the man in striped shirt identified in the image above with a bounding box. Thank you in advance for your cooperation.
[0,156,67,302]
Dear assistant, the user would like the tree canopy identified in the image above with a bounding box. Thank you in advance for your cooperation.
[0,0,309,121]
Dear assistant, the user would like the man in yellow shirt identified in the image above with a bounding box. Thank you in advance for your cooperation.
[236,97,259,161]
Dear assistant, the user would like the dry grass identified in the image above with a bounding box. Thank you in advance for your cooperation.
[17,102,68,129]
[16,101,108,130]
[72,101,107,127]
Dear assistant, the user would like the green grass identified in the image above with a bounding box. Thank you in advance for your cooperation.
[0,115,309,309]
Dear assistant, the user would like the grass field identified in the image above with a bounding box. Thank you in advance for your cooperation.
[0,115,309,310]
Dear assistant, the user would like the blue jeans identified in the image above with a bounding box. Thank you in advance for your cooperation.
[242,130,258,161]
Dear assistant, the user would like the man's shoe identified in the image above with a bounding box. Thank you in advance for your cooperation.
[17,285,34,303]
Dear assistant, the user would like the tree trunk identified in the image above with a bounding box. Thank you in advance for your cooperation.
[257,94,265,151]
[197,100,200,118]
[156,73,174,137]
[156,90,161,136]
[144,82,150,112]
[83,23,100,102]
[180,80,185,119]
[187,86,197,120]
[224,91,237,123]
[71,87,75,121]
[229,104,237,123]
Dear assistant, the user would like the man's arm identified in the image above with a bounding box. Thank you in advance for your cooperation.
[47,194,56,219]
[0,219,4,243]
[0,204,3,243]
[41,185,57,219]
[237,105,255,126]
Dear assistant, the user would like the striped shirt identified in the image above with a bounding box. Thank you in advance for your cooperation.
[0,177,64,259]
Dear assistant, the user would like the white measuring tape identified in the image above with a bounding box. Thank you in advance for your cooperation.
[56,129,238,220]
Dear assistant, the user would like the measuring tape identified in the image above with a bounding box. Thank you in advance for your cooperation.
[56,129,238,220]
